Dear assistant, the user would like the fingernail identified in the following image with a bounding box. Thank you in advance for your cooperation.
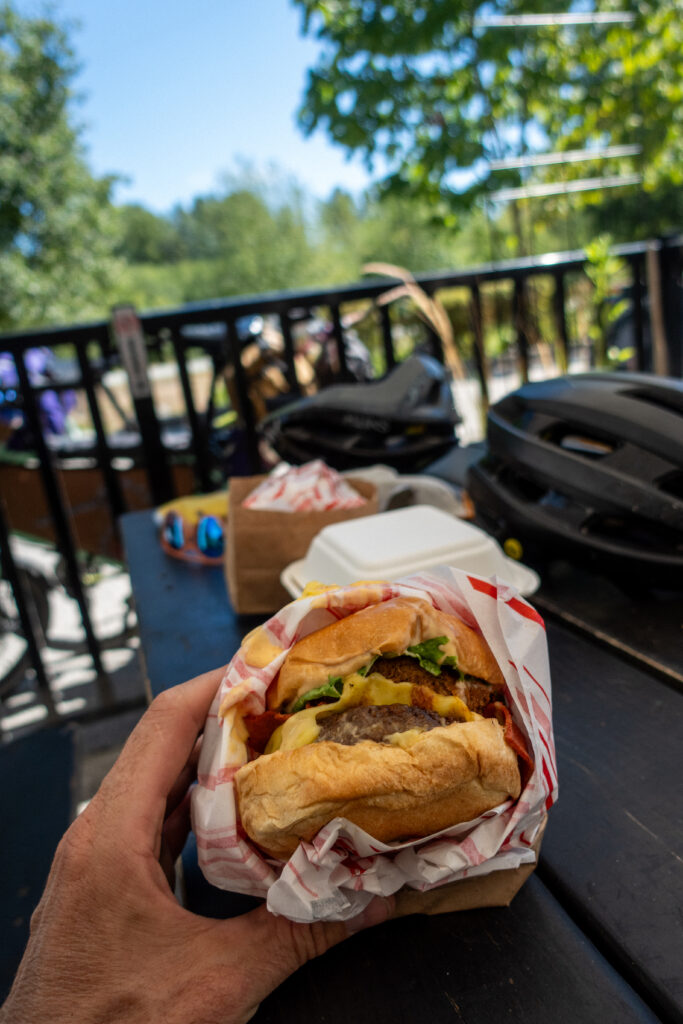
[346,896,394,935]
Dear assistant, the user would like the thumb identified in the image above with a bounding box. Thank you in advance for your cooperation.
[226,897,394,1015]
[280,894,396,966]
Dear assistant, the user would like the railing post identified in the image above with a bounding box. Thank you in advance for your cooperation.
[552,272,570,374]
[420,284,444,362]
[278,311,302,396]
[112,306,175,505]
[470,282,490,410]
[379,303,396,371]
[12,348,104,677]
[0,495,55,712]
[75,335,127,527]
[225,318,261,473]
[657,239,683,377]
[514,277,531,382]
[329,304,350,379]
[169,328,213,492]
[645,245,671,377]
[628,255,648,372]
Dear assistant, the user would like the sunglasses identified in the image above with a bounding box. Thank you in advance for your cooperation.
[160,510,225,565]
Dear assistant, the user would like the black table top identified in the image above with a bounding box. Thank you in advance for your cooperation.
[121,509,683,1024]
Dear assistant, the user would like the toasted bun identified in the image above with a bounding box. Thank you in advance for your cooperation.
[269,596,504,710]
[235,717,521,860]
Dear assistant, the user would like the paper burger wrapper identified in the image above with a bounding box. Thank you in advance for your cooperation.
[392,814,547,917]
[191,567,558,923]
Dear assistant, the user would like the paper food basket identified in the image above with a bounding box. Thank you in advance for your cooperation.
[224,474,378,615]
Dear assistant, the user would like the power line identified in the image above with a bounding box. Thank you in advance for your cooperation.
[488,144,641,171]
[488,173,642,203]
[474,12,634,28]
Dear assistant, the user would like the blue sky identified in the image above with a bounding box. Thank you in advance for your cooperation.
[16,0,377,212]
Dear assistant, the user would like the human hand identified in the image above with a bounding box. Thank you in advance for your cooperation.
[0,667,394,1024]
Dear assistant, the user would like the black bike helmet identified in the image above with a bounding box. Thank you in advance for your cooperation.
[467,372,683,586]
[260,354,460,473]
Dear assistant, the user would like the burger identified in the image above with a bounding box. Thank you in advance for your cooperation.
[233,595,531,860]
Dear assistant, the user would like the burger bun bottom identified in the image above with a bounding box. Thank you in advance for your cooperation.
[235,718,521,860]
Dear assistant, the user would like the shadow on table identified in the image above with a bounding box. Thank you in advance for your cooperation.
[0,725,75,1003]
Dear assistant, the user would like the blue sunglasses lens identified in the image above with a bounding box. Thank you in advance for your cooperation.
[196,515,224,558]
[163,512,185,550]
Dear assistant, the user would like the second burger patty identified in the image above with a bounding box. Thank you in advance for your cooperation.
[316,704,450,746]
[372,656,504,714]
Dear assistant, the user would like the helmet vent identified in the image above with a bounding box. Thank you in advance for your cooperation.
[498,464,548,503]
[542,423,615,459]
[623,387,683,416]
[558,433,614,458]
[582,513,683,554]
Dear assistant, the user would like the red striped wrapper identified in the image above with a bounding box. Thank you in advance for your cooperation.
[191,567,557,922]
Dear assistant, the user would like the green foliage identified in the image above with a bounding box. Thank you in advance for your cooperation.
[114,204,183,264]
[2,0,679,338]
[110,175,485,311]
[293,0,683,240]
[539,1,683,194]
[356,193,462,271]
[584,234,629,367]
[106,260,199,311]
[114,169,323,301]
[0,3,118,330]
[583,184,683,244]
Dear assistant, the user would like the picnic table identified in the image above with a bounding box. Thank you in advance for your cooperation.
[121,508,683,1024]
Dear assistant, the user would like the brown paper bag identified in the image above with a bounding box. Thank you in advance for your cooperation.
[393,816,547,916]
[225,475,378,615]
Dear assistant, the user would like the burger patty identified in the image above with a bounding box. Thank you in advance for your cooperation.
[316,704,450,746]
[372,656,504,714]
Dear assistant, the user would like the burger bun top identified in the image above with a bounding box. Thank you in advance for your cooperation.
[268,595,504,710]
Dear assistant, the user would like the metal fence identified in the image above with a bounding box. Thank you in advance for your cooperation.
[1,236,681,723]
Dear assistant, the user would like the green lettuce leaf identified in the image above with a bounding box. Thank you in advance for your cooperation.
[405,636,458,676]
[291,676,344,713]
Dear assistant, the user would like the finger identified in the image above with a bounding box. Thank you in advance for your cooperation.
[161,789,193,865]
[164,737,202,821]
[96,666,225,840]
[215,897,394,1015]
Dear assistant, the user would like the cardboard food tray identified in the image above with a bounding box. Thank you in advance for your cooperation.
[393,816,546,916]
[224,475,378,615]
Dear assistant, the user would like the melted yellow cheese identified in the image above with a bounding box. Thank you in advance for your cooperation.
[241,628,284,669]
[301,580,338,598]
[266,672,477,754]
[221,705,249,766]
[301,579,387,599]
[386,728,424,749]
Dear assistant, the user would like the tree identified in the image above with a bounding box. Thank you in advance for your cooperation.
[315,187,468,280]
[167,173,318,300]
[315,187,362,280]
[294,0,683,241]
[0,4,118,330]
[114,204,183,264]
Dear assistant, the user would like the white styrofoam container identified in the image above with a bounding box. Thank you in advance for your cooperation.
[281,505,540,598]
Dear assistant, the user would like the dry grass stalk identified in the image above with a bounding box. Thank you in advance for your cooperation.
[364,262,466,379]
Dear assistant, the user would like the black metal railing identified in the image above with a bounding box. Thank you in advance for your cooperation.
[0,235,681,723]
